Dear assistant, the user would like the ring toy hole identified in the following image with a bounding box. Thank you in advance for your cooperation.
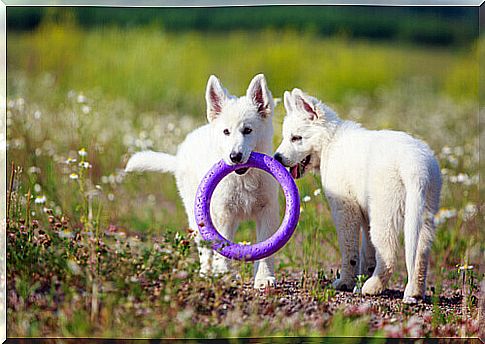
[194,152,300,261]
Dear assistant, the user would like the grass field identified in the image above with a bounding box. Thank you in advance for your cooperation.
[6,21,483,338]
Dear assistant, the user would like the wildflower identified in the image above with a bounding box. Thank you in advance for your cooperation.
[69,173,79,180]
[34,184,42,193]
[77,93,87,103]
[441,146,452,155]
[176,270,189,279]
[68,260,81,275]
[78,161,92,169]
[456,173,468,183]
[174,232,182,242]
[78,148,87,157]
[58,230,75,239]
[463,203,477,221]
[457,263,474,272]
[34,195,46,204]
[81,105,91,114]
[300,206,304,213]
[303,195,311,202]
[65,157,77,164]
[238,240,251,245]
[28,166,41,174]
[33,110,42,119]
[434,208,457,225]
[313,188,322,196]
[447,155,458,167]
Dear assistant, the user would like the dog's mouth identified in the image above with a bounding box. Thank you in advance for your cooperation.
[235,168,249,175]
[290,155,311,179]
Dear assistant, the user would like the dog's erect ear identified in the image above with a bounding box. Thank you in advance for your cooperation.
[206,75,228,122]
[292,88,319,121]
[283,91,294,113]
[246,74,274,118]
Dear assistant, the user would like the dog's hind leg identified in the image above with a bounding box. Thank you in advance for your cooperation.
[403,213,434,303]
[329,197,362,291]
[361,191,401,296]
[403,179,440,303]
[253,200,280,288]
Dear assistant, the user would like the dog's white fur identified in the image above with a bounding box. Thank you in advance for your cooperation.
[275,89,441,303]
[126,74,279,288]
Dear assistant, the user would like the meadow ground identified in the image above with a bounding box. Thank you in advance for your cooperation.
[5,23,483,338]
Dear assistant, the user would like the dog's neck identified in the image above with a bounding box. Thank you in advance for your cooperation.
[312,116,343,155]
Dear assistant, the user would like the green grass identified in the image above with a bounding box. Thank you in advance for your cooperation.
[6,22,483,338]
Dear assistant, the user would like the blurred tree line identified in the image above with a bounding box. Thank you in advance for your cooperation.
[7,6,477,46]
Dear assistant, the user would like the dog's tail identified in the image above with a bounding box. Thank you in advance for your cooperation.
[125,151,177,174]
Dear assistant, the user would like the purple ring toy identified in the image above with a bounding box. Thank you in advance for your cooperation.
[194,152,300,261]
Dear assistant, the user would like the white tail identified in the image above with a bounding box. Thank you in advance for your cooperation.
[403,181,426,281]
[125,151,177,174]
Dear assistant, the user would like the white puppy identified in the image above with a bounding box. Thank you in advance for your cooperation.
[126,74,279,288]
[274,88,441,303]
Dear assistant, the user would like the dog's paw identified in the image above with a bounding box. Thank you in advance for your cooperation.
[212,258,231,277]
[254,276,276,289]
[332,278,355,291]
[361,276,384,295]
[402,283,423,304]
[402,296,418,304]
[199,266,211,278]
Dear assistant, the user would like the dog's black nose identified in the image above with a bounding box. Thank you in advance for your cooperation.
[230,151,243,163]
[274,153,283,163]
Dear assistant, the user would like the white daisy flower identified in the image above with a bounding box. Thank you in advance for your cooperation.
[34,195,46,204]
[79,161,92,169]
[77,94,87,103]
[81,105,91,114]
[78,148,87,157]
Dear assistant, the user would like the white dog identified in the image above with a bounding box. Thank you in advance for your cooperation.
[126,74,280,288]
[274,88,441,303]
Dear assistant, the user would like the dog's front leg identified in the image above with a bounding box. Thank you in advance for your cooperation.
[329,198,361,291]
[211,212,239,277]
[253,200,280,288]
[359,220,376,277]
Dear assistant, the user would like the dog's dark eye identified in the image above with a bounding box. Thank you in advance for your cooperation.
[242,127,252,135]
[223,129,230,136]
[291,135,302,143]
